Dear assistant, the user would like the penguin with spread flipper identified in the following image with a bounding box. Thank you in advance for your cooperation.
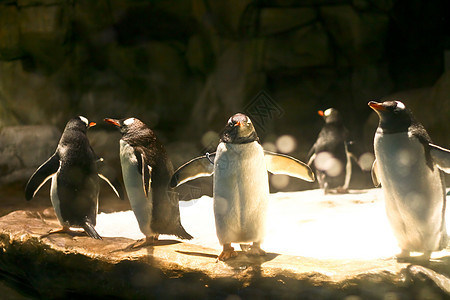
[171,113,314,261]
[25,116,123,240]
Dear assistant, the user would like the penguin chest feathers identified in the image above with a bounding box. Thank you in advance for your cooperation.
[214,141,269,195]
[374,131,434,185]
[119,140,154,236]
[213,141,269,244]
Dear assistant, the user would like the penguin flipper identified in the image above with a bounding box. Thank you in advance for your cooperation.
[429,143,450,173]
[96,157,125,200]
[133,149,151,197]
[371,159,381,187]
[82,220,102,240]
[98,174,124,200]
[138,152,152,197]
[25,153,60,200]
[307,153,316,167]
[170,154,215,188]
[264,151,315,182]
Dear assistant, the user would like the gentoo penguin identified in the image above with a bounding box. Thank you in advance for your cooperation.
[25,116,123,239]
[369,100,450,261]
[104,117,192,247]
[170,113,314,260]
[307,108,352,194]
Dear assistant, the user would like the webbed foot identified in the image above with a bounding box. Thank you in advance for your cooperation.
[126,235,159,250]
[217,244,238,261]
[247,242,266,256]
[40,226,85,239]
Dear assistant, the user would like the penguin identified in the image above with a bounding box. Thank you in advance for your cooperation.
[369,100,450,261]
[170,113,315,261]
[25,116,123,240]
[104,117,192,248]
[307,108,352,194]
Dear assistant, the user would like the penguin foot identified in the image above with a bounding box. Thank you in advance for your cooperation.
[40,227,86,239]
[396,250,431,263]
[395,250,411,262]
[247,242,266,257]
[126,235,160,250]
[239,244,250,251]
[217,244,238,261]
[324,187,348,194]
[334,187,348,194]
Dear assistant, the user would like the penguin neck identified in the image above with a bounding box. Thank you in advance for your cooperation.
[60,129,88,146]
[221,131,259,144]
[122,128,157,147]
[324,120,345,129]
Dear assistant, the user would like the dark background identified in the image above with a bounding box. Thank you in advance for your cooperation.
[0,0,449,191]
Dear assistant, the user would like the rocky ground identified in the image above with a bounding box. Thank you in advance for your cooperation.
[0,188,448,299]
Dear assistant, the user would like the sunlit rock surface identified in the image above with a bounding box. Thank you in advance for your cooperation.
[0,189,449,298]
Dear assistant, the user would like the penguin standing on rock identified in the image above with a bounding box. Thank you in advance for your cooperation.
[25,116,123,240]
[171,113,314,261]
[307,108,352,194]
[104,117,192,248]
[369,100,450,261]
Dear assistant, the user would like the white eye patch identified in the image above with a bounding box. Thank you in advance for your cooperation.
[124,118,135,126]
[324,108,333,117]
[395,101,405,110]
[79,116,89,126]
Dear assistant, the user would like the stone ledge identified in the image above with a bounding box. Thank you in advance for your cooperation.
[0,210,448,299]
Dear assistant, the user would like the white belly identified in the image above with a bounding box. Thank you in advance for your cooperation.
[213,141,269,244]
[374,132,446,251]
[120,140,153,236]
[50,174,63,225]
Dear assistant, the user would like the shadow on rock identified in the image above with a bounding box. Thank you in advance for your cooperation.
[400,253,450,295]
[111,239,181,253]
[176,250,218,259]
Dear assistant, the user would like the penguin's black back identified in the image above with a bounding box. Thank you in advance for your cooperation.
[314,122,348,160]
[57,118,99,226]
[309,119,349,189]
[122,123,173,185]
[121,119,190,236]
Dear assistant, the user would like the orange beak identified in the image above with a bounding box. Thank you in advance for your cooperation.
[88,122,96,128]
[318,110,324,117]
[104,118,120,127]
[368,101,386,111]
[235,121,242,127]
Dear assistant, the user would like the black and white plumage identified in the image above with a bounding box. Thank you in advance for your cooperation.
[369,100,450,261]
[307,108,352,194]
[104,117,192,246]
[171,113,314,260]
[25,116,122,240]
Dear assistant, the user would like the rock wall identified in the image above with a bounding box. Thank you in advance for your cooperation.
[0,0,448,185]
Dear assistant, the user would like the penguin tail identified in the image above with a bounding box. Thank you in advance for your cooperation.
[175,225,193,240]
[82,221,103,240]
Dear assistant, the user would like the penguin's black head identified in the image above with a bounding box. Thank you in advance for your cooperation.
[318,108,342,124]
[368,101,413,133]
[220,113,258,144]
[65,116,96,133]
